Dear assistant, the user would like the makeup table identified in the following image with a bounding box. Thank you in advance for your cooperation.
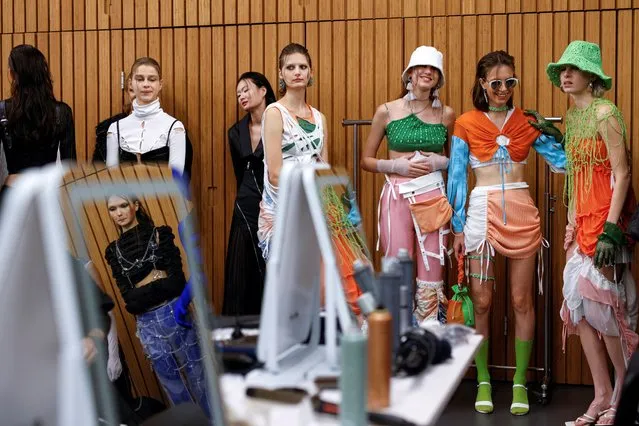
[219,333,483,426]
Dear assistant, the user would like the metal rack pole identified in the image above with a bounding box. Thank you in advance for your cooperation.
[342,119,372,198]
[540,116,562,402]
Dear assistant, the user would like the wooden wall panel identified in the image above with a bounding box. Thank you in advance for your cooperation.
[198,27,214,301]
[173,0,185,28]
[332,21,347,171]
[38,0,49,32]
[345,19,361,247]
[2,2,639,399]
[146,0,160,28]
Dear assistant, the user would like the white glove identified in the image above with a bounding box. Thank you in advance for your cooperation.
[106,312,123,382]
[376,158,411,176]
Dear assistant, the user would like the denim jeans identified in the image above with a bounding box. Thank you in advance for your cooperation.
[136,298,210,417]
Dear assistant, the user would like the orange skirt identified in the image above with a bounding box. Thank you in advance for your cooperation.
[465,183,541,259]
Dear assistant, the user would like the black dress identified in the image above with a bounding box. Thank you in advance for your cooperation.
[222,115,266,315]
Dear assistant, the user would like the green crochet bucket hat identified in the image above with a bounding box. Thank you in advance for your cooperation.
[546,40,612,90]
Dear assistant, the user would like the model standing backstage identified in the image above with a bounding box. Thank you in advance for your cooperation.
[361,46,455,324]
[222,72,276,316]
[257,43,365,315]
[106,57,187,176]
[257,43,328,259]
[447,51,566,415]
[548,40,638,426]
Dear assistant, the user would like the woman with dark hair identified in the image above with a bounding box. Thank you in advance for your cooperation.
[106,57,191,178]
[222,71,275,315]
[549,41,637,426]
[361,45,455,325]
[0,44,75,199]
[447,50,566,415]
[104,194,210,417]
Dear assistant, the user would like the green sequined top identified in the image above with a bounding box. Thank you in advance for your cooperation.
[386,114,447,153]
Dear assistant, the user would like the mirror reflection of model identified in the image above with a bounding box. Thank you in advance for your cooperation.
[104,194,210,417]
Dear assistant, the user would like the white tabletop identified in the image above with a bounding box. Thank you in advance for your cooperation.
[220,333,483,426]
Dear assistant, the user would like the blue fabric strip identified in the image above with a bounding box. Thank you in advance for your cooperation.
[447,135,469,233]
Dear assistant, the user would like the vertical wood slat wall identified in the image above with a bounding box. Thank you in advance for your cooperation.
[6,0,638,388]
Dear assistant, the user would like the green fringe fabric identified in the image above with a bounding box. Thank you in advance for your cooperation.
[563,98,628,211]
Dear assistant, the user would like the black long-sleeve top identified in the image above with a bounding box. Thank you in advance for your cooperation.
[1,99,76,174]
[105,224,186,315]
[228,114,264,229]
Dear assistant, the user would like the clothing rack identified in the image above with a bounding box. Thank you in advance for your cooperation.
[342,115,563,404]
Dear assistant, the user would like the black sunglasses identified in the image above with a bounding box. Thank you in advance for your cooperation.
[485,77,519,91]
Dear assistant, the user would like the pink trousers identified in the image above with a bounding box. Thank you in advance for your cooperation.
[378,173,451,323]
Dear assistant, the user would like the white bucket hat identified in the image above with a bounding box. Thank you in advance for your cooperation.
[401,46,445,89]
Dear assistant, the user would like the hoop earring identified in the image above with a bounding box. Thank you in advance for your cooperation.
[278,79,286,92]
[307,77,314,87]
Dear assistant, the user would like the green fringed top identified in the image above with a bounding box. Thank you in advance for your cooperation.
[564,97,627,207]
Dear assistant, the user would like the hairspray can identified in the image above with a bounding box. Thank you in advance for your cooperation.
[367,308,392,409]
[378,269,402,352]
[397,248,414,334]
[353,259,377,300]
[340,328,367,426]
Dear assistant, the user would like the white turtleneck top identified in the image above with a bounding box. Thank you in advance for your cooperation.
[105,98,186,173]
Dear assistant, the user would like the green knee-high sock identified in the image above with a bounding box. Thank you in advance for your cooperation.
[511,338,533,415]
[513,338,533,384]
[475,339,492,413]
[476,339,490,383]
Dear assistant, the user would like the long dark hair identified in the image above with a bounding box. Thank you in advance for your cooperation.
[278,43,312,95]
[237,71,276,106]
[7,44,57,143]
[471,50,516,112]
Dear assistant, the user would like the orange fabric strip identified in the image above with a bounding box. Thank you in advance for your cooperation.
[453,108,541,162]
